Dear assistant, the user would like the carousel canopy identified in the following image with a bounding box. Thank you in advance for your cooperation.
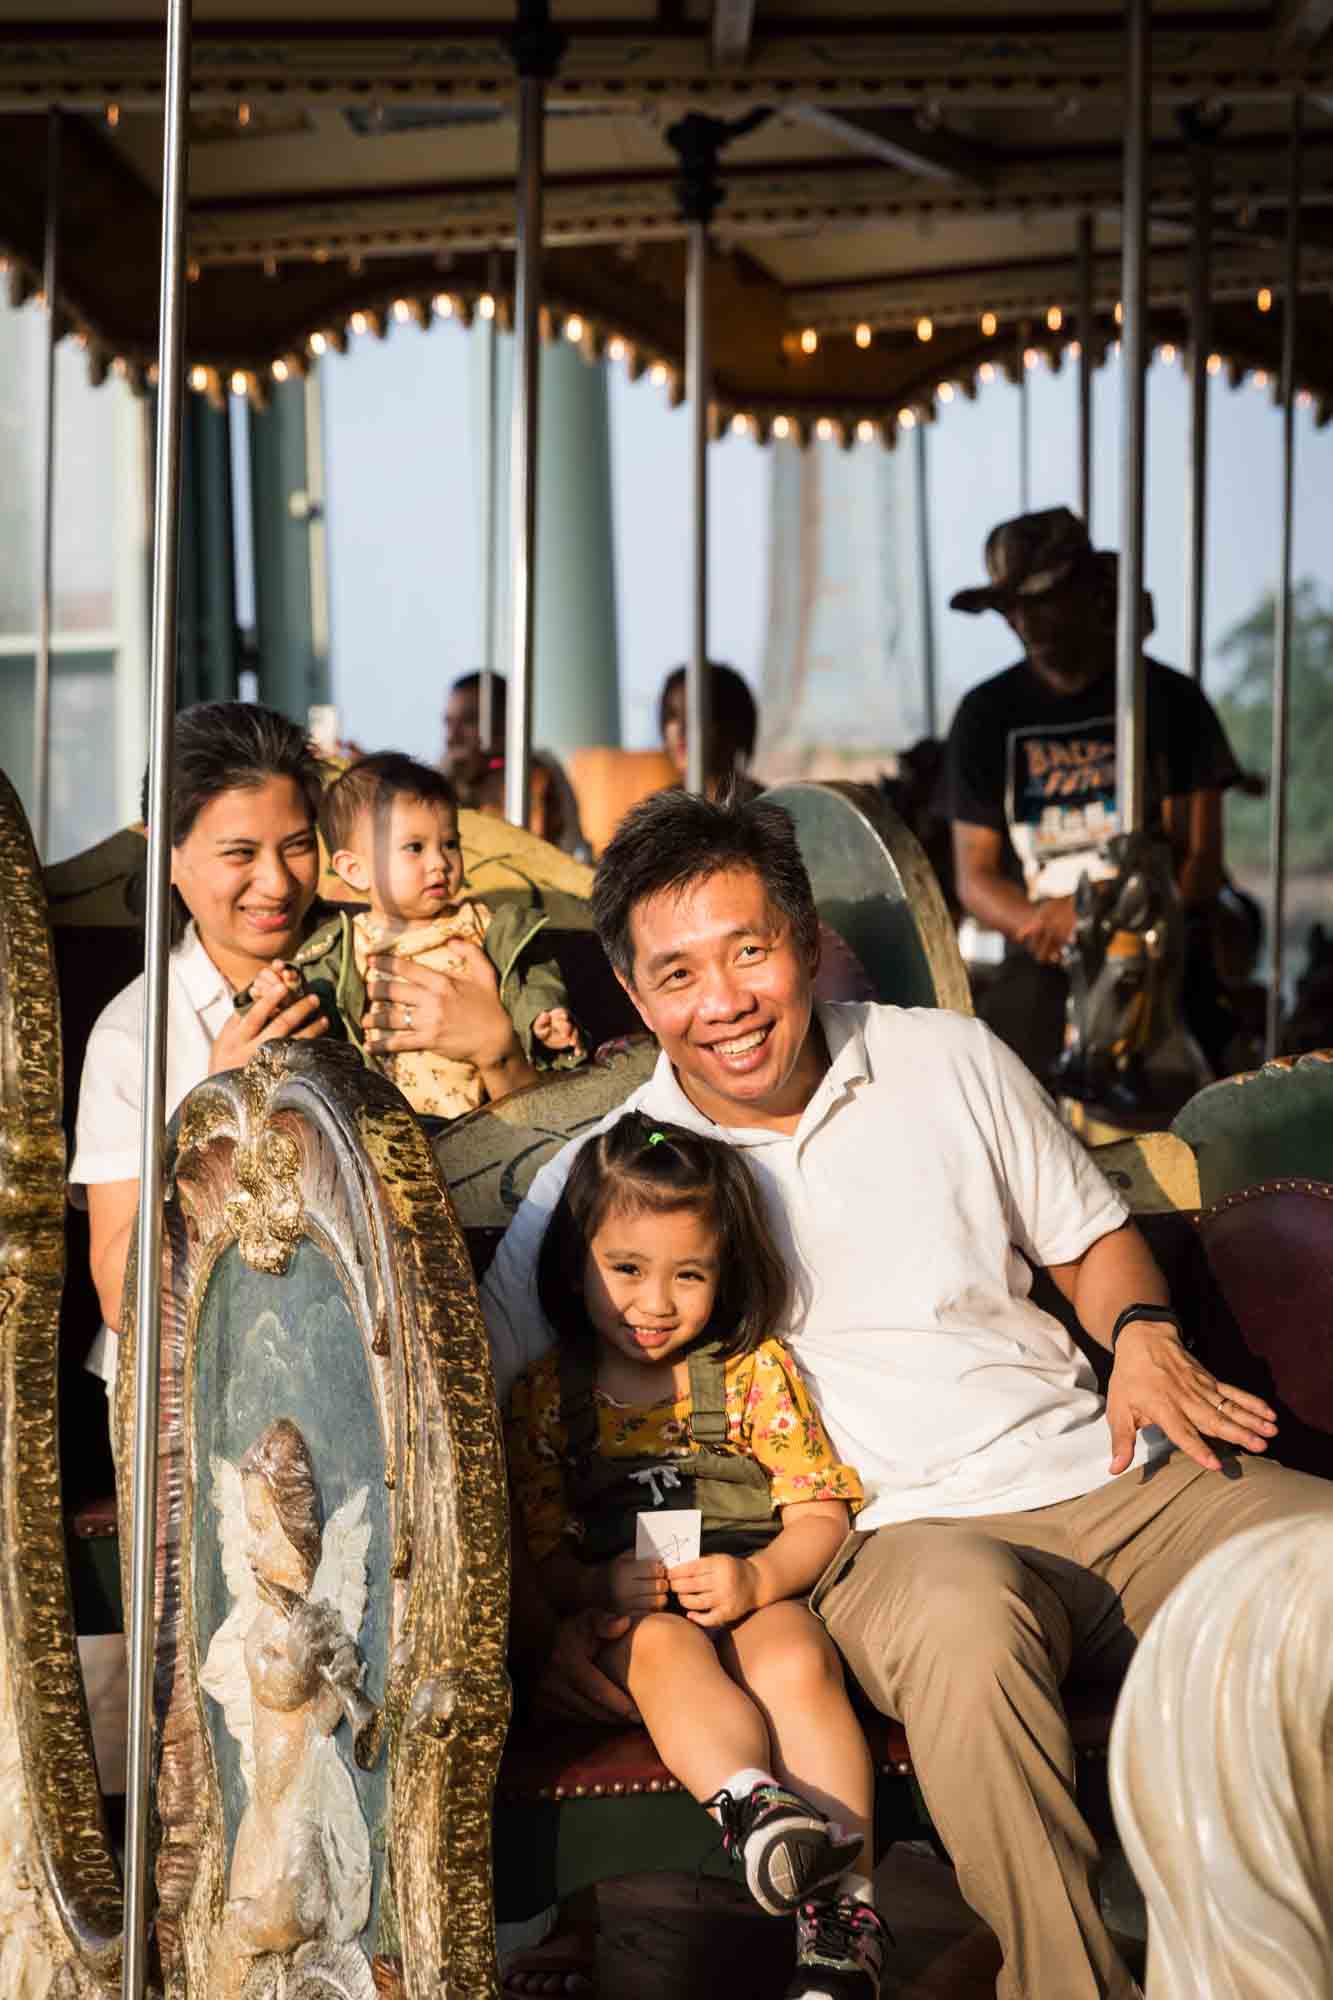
[2,2,1332,440]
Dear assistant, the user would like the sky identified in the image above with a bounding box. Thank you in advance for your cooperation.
[321,315,1333,766]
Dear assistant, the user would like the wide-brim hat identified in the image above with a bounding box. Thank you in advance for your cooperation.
[950,506,1095,615]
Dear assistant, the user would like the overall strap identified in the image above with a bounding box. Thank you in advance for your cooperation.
[687,1342,729,1446]
[557,1341,600,1463]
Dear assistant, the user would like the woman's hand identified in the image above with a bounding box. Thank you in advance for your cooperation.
[668,1554,763,1629]
[364,942,537,1099]
[1107,1321,1278,1474]
[605,1553,669,1616]
[208,966,326,1076]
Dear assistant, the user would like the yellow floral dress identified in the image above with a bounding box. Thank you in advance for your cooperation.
[506,1337,863,1563]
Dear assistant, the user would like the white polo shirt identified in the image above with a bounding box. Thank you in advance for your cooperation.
[70,921,236,1384]
[480,1002,1150,1531]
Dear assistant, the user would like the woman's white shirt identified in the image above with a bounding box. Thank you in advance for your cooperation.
[70,921,235,1384]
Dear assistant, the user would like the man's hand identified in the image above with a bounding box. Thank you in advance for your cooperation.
[532,1608,641,1726]
[1106,1321,1278,1475]
[668,1554,763,1629]
[605,1554,668,1615]
[1015,895,1076,966]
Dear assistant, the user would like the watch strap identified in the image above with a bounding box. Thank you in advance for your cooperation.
[1109,1303,1192,1354]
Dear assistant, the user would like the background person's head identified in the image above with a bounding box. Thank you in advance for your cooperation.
[950,508,1111,690]
[537,1110,790,1364]
[153,701,324,979]
[443,671,507,785]
[320,751,463,923]
[591,790,821,1124]
[658,663,759,788]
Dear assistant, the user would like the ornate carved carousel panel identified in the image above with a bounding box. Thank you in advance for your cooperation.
[0,769,122,1999]
[764,781,972,1015]
[113,1039,509,2000]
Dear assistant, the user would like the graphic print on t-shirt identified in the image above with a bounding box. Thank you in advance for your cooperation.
[1006,713,1120,900]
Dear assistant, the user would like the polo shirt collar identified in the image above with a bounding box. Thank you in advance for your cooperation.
[643,1000,871,1147]
[174,921,233,1016]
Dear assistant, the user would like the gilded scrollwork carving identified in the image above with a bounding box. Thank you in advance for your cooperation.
[116,1037,509,1998]
[0,770,122,1997]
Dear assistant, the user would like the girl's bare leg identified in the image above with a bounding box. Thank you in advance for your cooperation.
[719,1600,875,1879]
[600,1613,773,1800]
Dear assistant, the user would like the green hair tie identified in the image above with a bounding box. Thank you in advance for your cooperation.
[647,1130,668,1147]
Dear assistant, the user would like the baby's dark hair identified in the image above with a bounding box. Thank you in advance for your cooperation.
[536,1111,790,1362]
[319,750,458,857]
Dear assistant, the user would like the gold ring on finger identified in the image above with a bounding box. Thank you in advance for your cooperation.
[404,1006,414,1030]
[1216,1393,1227,1413]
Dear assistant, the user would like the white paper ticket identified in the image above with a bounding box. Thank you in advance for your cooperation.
[635,1508,703,1567]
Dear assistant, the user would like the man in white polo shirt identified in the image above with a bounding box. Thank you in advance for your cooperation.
[482,788,1332,2000]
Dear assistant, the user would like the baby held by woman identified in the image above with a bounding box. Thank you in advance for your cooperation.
[506,1113,889,1999]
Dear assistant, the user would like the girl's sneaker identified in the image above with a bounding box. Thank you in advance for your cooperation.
[784,1892,892,1999]
[701,1782,863,1916]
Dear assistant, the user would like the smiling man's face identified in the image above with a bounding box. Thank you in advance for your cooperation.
[620,865,824,1131]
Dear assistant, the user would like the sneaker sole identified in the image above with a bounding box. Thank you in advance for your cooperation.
[747,1821,864,1916]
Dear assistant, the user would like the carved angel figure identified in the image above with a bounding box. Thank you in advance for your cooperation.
[200,1419,377,2000]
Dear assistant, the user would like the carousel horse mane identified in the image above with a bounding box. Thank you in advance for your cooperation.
[1109,1513,1333,2000]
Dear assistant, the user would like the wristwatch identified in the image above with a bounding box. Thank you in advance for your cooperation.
[1109,1303,1195,1355]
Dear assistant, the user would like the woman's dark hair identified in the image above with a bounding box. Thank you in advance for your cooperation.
[590,788,820,986]
[319,750,458,858]
[658,662,758,767]
[536,1111,791,1363]
[143,701,324,945]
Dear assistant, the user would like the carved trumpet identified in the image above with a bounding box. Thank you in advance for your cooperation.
[256,1572,383,1768]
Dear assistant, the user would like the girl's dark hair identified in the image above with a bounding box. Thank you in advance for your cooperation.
[142,701,324,945]
[536,1111,791,1363]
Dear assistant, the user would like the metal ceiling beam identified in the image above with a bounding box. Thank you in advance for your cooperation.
[792,105,994,185]
[1276,0,1333,52]
[711,0,757,69]
[0,21,1329,108]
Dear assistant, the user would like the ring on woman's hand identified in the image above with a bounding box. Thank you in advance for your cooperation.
[1216,1393,1228,1413]
[404,1006,414,1031]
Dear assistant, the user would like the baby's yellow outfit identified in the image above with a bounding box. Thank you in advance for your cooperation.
[352,904,495,1119]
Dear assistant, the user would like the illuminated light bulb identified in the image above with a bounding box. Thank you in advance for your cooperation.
[189,365,208,392]
[916,316,933,343]
[1257,286,1273,312]
[731,413,750,435]
[899,408,917,429]
[1207,352,1222,375]
[800,327,819,355]
[106,103,121,129]
[650,362,669,387]
[1253,369,1268,388]
[1114,301,1124,325]
[979,361,996,384]
[1160,342,1177,364]
[856,419,876,443]
[938,382,955,403]
[350,311,368,336]
[392,298,412,323]
[230,370,248,397]
[237,102,252,128]
[1046,305,1063,332]
[309,331,329,356]
[263,256,278,279]
[855,322,872,349]
[607,336,627,362]
[479,292,496,321]
[187,260,200,283]
[433,293,454,318]
[313,247,330,265]
[1024,347,1039,370]
[773,415,791,439]
[816,416,834,440]
[565,314,585,343]
[981,311,997,337]
[272,358,290,383]
[1069,339,1082,359]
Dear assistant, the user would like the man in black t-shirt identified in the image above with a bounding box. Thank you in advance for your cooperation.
[940,508,1241,1079]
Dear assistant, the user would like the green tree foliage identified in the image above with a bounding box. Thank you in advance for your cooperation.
[1215,580,1333,872]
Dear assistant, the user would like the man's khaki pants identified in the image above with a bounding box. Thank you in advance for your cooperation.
[813,1451,1333,2000]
